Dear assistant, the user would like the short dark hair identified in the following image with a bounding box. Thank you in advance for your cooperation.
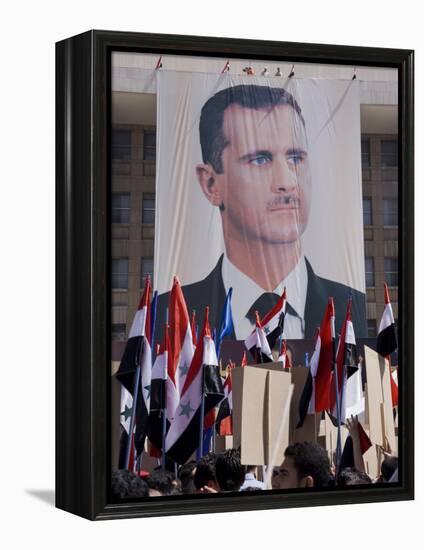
[146,469,180,496]
[284,442,331,488]
[337,467,372,486]
[381,455,398,482]
[194,452,217,490]
[178,460,197,494]
[215,449,246,492]
[111,469,149,499]
[199,84,305,174]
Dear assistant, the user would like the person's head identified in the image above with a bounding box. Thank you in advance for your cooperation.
[146,469,180,496]
[197,84,311,247]
[272,442,331,490]
[194,452,219,492]
[381,455,398,482]
[337,467,372,486]
[111,469,149,499]
[215,449,246,492]
[178,460,197,494]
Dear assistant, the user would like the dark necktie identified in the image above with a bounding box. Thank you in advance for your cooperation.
[245,292,298,324]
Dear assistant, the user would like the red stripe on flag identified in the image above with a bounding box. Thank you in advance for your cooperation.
[168,278,191,385]
[314,299,334,412]
[358,421,372,454]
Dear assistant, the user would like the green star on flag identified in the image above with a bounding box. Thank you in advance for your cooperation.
[179,362,190,376]
[120,404,132,422]
[179,401,195,418]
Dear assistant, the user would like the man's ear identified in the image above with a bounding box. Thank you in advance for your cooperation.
[196,163,223,207]
[302,476,314,488]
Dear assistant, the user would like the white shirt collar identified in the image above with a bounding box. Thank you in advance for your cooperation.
[222,254,308,339]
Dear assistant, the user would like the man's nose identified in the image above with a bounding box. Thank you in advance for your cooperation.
[270,158,298,193]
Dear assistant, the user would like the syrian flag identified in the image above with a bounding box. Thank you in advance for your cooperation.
[216,287,235,357]
[377,283,397,358]
[168,278,195,421]
[116,277,153,456]
[244,311,274,363]
[277,339,292,369]
[165,308,225,464]
[147,324,169,455]
[297,328,321,428]
[216,364,234,436]
[241,351,248,367]
[314,298,335,412]
[330,298,364,424]
[118,386,136,470]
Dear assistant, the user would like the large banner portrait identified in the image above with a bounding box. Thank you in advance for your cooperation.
[154,71,366,340]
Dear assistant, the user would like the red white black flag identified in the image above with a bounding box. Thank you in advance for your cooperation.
[329,298,364,423]
[165,308,224,464]
[168,278,195,422]
[244,311,274,363]
[314,298,335,412]
[215,363,234,436]
[377,283,397,358]
[297,327,321,428]
[147,324,169,455]
[116,277,153,455]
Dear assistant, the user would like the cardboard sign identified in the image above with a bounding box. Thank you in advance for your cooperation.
[364,346,396,453]
[232,363,293,466]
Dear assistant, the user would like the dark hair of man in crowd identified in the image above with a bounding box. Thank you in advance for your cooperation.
[284,442,331,488]
[178,460,197,494]
[337,467,372,487]
[215,448,246,492]
[381,455,398,482]
[111,469,149,499]
[199,84,306,174]
[194,452,217,491]
[146,469,181,496]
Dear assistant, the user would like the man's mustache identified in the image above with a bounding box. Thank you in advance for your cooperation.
[267,194,300,209]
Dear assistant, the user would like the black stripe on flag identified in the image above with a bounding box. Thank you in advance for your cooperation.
[166,364,224,465]
[297,371,313,428]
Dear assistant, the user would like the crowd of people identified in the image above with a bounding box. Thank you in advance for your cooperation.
[112,440,398,500]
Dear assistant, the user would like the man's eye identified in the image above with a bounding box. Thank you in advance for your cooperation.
[249,155,271,166]
[287,153,305,165]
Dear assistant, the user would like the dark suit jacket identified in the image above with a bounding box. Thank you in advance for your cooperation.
[155,255,367,341]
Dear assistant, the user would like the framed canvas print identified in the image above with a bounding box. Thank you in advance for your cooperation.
[56,30,414,520]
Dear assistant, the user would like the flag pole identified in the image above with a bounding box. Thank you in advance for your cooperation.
[124,337,144,470]
[330,300,342,476]
[161,312,169,471]
[197,307,209,459]
[198,364,206,458]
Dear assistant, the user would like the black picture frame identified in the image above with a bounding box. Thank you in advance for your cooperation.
[56,30,414,520]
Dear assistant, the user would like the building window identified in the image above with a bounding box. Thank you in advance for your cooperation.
[112,258,129,289]
[141,257,154,287]
[143,131,156,161]
[142,193,155,225]
[112,193,130,224]
[112,129,132,160]
[361,139,371,168]
[381,139,398,168]
[383,198,398,226]
[367,319,377,338]
[112,323,127,341]
[365,256,375,287]
[384,257,398,286]
[363,198,372,226]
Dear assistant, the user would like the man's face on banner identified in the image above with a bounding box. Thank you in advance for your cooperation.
[199,103,312,245]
